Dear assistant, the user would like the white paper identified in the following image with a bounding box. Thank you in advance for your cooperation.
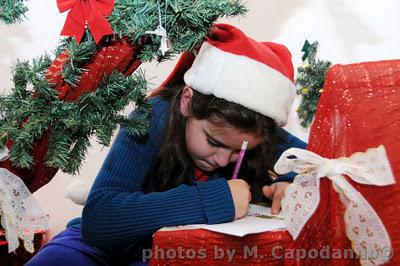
[159,204,287,237]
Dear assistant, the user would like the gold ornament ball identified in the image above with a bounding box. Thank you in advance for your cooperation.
[301,88,310,94]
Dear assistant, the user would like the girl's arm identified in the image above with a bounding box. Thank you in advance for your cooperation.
[81,99,234,248]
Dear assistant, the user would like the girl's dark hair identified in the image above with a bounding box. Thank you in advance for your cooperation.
[144,84,280,203]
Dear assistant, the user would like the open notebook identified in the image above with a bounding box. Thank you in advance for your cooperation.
[159,204,287,237]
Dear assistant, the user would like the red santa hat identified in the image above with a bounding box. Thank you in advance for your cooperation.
[154,23,296,126]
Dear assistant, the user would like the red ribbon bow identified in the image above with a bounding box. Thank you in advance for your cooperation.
[57,0,114,43]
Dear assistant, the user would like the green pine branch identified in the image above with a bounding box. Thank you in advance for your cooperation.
[110,0,247,61]
[0,0,28,24]
[61,35,98,87]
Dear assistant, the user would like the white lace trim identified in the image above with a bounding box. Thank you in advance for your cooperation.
[0,167,51,253]
[275,145,395,266]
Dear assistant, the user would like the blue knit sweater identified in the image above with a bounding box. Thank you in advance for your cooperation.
[76,96,306,259]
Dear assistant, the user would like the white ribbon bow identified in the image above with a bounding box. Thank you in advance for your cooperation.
[0,148,51,253]
[275,145,395,266]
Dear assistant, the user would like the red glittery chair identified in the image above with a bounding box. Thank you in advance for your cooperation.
[0,230,46,266]
[149,60,400,265]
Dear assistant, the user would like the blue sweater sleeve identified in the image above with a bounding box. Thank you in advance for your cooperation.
[81,99,235,248]
[273,128,307,183]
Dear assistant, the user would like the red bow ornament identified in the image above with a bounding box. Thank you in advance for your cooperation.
[57,0,114,43]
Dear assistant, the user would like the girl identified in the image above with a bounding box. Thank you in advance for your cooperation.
[27,24,306,265]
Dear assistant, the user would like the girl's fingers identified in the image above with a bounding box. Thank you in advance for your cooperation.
[262,185,274,199]
[271,196,282,215]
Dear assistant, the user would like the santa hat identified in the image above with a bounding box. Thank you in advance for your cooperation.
[153,23,296,126]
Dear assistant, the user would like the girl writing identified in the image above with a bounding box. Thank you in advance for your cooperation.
[27,23,306,266]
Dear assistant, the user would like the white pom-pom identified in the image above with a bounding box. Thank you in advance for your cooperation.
[65,179,89,205]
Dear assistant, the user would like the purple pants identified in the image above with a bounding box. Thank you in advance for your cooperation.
[26,226,148,266]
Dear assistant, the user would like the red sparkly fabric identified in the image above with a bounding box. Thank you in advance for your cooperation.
[0,38,142,192]
[149,60,400,265]
[298,60,400,266]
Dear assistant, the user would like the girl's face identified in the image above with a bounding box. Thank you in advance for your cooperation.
[185,117,262,172]
[180,86,262,172]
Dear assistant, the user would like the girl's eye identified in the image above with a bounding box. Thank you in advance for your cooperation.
[206,138,220,147]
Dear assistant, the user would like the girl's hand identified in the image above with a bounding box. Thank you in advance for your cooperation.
[227,179,251,220]
[262,182,290,215]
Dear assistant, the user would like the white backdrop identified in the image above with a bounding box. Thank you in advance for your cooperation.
[1,0,399,238]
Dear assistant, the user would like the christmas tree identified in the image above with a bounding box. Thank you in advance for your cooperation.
[296,40,332,128]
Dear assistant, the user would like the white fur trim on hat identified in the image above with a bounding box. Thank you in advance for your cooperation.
[65,179,90,206]
[184,43,296,126]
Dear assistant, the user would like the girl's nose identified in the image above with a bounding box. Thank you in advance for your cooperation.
[214,149,239,168]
